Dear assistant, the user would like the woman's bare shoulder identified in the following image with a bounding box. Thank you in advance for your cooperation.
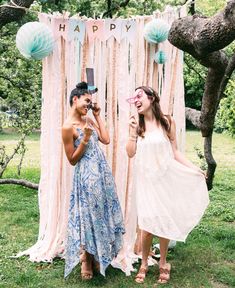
[62,120,73,133]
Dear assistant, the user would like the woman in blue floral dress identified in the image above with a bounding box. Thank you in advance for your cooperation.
[62,82,125,279]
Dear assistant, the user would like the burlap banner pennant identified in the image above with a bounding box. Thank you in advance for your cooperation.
[121,19,137,44]
[105,19,122,42]
[68,19,85,44]
[50,13,70,40]
[51,18,67,40]
[86,19,105,42]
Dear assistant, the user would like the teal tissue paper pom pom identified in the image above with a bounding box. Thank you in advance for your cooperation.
[144,19,170,44]
[154,51,167,64]
[16,22,54,60]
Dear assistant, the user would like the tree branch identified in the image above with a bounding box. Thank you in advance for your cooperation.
[189,0,195,15]
[103,0,131,18]
[106,0,112,18]
[185,107,201,129]
[169,1,235,56]
[0,135,25,178]
[0,75,16,87]
[184,57,204,81]
[218,52,235,100]
[0,75,28,94]
[0,0,34,28]
[0,178,38,190]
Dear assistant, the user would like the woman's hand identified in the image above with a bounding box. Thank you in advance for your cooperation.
[92,103,101,117]
[126,116,138,157]
[83,123,93,142]
[129,115,138,136]
[196,168,208,179]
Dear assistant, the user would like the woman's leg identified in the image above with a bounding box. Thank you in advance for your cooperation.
[158,237,171,284]
[134,227,142,255]
[135,230,153,283]
[159,237,170,266]
[80,250,93,280]
[141,230,153,267]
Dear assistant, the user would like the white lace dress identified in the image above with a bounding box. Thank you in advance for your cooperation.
[134,127,209,242]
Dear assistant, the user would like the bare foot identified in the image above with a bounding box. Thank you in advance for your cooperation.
[80,252,93,280]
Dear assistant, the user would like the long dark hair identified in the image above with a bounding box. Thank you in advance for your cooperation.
[136,86,170,137]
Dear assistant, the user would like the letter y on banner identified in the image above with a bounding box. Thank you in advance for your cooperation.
[121,20,137,44]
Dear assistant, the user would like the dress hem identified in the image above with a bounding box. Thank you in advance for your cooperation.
[139,201,210,243]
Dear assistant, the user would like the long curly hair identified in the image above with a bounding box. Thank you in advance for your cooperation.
[136,86,170,137]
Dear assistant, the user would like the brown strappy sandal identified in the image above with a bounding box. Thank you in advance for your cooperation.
[157,263,171,284]
[135,266,148,284]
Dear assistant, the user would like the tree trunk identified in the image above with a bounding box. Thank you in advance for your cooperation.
[168,0,235,189]
[189,0,195,15]
[204,136,216,190]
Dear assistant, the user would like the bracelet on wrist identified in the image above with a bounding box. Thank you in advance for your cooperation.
[81,139,89,145]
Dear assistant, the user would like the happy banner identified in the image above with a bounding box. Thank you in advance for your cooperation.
[43,15,137,44]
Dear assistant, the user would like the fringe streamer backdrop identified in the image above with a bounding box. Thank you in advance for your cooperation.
[17,5,187,275]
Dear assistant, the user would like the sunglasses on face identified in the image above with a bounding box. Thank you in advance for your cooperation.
[87,103,95,110]
[126,90,144,104]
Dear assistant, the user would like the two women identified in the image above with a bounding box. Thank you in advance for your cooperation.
[62,83,209,284]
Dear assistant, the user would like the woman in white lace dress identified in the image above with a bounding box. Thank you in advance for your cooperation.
[126,86,209,285]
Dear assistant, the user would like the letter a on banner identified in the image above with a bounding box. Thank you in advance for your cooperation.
[68,19,85,44]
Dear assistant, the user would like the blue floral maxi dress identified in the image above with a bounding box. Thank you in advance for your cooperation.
[64,128,125,277]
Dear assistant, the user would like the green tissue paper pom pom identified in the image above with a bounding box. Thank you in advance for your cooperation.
[16,22,54,60]
[144,19,170,44]
[154,51,167,64]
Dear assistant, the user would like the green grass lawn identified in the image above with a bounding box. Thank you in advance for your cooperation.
[0,131,235,288]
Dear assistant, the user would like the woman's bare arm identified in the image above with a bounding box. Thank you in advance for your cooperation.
[126,116,138,158]
[62,124,92,166]
[88,103,110,145]
[88,116,110,145]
